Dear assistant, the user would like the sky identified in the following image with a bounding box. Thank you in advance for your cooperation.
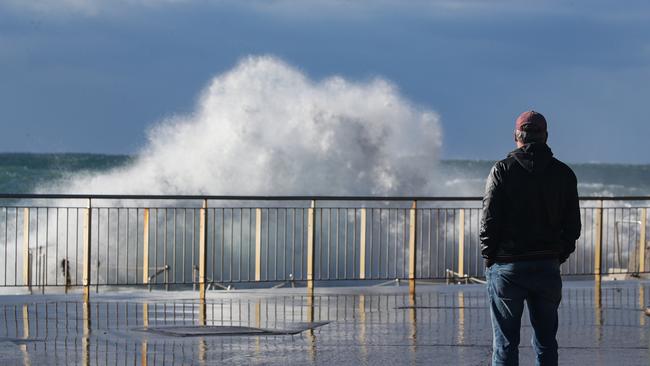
[1,0,649,164]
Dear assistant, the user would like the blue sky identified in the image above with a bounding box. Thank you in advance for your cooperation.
[1,0,649,163]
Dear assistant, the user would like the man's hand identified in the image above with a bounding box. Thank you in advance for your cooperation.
[559,253,570,264]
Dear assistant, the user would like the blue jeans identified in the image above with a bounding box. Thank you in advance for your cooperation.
[486,259,562,366]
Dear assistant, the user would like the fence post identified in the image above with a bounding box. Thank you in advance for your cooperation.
[639,207,648,273]
[359,208,366,280]
[199,199,208,301]
[142,208,149,285]
[639,208,647,274]
[594,202,603,279]
[307,200,316,293]
[22,208,30,293]
[458,209,465,278]
[409,201,417,295]
[255,208,262,281]
[82,199,92,303]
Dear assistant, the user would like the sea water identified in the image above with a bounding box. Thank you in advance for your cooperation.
[1,153,648,197]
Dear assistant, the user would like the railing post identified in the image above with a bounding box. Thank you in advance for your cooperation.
[142,208,149,285]
[594,279,602,330]
[408,201,417,295]
[359,208,366,280]
[255,301,261,328]
[594,202,603,279]
[639,208,647,274]
[458,209,465,278]
[199,199,208,301]
[255,208,262,281]
[307,200,316,293]
[199,300,207,326]
[22,208,31,293]
[82,199,92,303]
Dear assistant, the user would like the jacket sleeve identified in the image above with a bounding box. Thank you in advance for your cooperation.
[480,163,505,260]
[559,170,581,263]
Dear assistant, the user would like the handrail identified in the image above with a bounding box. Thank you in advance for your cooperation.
[0,193,649,201]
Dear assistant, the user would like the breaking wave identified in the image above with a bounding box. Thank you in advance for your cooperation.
[49,56,443,195]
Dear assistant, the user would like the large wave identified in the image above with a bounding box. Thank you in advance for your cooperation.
[49,56,443,195]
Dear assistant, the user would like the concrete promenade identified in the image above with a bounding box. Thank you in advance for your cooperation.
[0,280,648,365]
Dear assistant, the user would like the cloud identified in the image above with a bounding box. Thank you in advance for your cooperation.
[0,0,568,20]
[0,0,189,17]
[3,0,650,23]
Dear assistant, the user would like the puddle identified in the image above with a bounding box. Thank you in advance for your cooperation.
[135,322,329,337]
[0,281,648,365]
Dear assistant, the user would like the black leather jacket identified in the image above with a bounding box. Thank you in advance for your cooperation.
[480,143,581,265]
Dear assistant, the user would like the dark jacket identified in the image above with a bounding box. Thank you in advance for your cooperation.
[480,142,581,265]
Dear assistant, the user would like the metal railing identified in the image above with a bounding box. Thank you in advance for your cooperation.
[0,194,648,300]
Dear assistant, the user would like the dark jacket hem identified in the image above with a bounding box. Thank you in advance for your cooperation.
[486,252,560,263]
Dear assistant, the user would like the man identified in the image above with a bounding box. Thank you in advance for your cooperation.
[480,110,581,366]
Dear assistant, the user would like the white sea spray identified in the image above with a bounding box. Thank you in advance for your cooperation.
[51,56,444,196]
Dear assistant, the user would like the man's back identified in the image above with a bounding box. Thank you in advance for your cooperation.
[481,111,581,366]
[480,142,581,264]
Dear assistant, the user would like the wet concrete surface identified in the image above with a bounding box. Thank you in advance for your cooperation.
[0,280,648,365]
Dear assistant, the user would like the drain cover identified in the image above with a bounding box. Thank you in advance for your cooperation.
[135,322,329,337]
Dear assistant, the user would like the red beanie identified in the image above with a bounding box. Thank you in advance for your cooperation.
[515,111,547,132]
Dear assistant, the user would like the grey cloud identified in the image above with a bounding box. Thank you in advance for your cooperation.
[0,0,189,17]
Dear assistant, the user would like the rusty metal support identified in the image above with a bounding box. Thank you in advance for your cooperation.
[255,208,262,281]
[594,203,603,279]
[359,208,367,280]
[23,208,31,293]
[639,208,647,273]
[142,208,150,285]
[307,200,315,293]
[458,209,465,277]
[82,200,92,302]
[409,201,417,295]
[199,200,208,300]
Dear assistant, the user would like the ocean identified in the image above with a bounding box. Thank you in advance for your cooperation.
[0,153,132,194]
[1,153,649,197]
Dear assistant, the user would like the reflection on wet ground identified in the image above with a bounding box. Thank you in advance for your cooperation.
[0,280,648,365]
